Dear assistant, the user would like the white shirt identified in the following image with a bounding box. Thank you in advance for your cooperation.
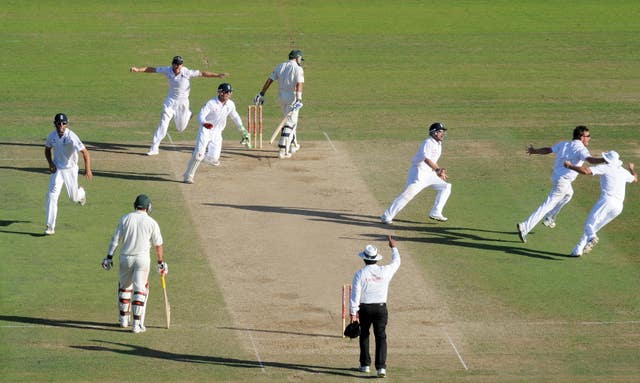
[45,129,85,169]
[108,210,163,257]
[156,66,201,100]
[551,140,591,183]
[411,136,442,168]
[350,247,401,315]
[590,163,635,201]
[198,97,243,133]
[270,60,304,102]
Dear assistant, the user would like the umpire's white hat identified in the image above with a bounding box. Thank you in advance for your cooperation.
[359,245,383,261]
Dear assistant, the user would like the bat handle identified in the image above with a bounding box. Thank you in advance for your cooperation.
[161,275,166,288]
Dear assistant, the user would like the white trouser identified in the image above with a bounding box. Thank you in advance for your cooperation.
[382,163,452,221]
[46,165,85,229]
[184,126,221,181]
[150,98,191,151]
[521,179,573,235]
[277,101,299,152]
[118,254,151,324]
[573,196,623,254]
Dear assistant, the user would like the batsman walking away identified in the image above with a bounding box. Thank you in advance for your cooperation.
[130,55,228,156]
[254,49,304,159]
[101,194,167,334]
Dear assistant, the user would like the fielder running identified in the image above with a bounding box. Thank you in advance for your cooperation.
[564,151,637,256]
[44,113,93,235]
[183,83,247,184]
[254,49,304,159]
[516,126,604,243]
[130,55,228,156]
[381,122,451,224]
[101,194,166,334]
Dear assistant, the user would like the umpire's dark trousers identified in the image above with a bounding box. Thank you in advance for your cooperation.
[358,303,388,370]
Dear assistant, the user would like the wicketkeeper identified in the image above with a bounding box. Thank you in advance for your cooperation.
[254,49,305,159]
[101,194,166,334]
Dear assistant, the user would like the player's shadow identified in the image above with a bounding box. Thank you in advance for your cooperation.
[218,326,339,339]
[205,203,568,260]
[0,315,125,332]
[85,141,193,156]
[0,165,179,183]
[0,220,47,237]
[71,340,363,377]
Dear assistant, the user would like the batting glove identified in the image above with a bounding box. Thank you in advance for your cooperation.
[240,132,252,149]
[203,122,214,129]
[157,261,168,276]
[253,93,265,106]
[289,100,303,112]
[101,256,113,271]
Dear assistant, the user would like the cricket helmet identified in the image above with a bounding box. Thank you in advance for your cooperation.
[134,194,152,211]
[343,321,361,339]
[218,83,233,93]
[172,55,184,65]
[288,49,304,61]
[53,113,68,125]
[429,122,447,136]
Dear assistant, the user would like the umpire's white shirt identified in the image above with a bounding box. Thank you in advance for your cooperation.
[108,211,163,257]
[45,129,85,169]
[350,247,401,316]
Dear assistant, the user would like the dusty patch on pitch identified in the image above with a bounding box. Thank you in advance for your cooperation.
[168,141,461,371]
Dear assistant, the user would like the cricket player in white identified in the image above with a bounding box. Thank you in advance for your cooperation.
[182,83,247,184]
[254,49,305,159]
[101,194,166,334]
[564,151,637,256]
[517,126,604,243]
[381,122,451,224]
[44,113,93,235]
[130,56,228,156]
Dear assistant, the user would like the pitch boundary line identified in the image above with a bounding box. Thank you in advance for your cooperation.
[444,330,469,370]
[322,132,337,152]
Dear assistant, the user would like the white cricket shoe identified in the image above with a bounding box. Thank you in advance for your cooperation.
[184,177,194,184]
[377,368,387,378]
[44,225,55,235]
[278,149,292,159]
[380,215,393,225]
[356,366,370,373]
[204,158,220,166]
[132,323,146,334]
[146,149,159,156]
[429,214,448,222]
[584,237,599,253]
[542,216,556,228]
[119,315,130,328]
[290,143,300,154]
[516,223,527,243]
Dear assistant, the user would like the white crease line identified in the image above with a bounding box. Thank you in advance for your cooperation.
[166,132,174,145]
[322,132,337,151]
[444,330,468,371]
[247,331,266,372]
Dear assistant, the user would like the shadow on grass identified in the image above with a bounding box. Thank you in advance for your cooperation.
[218,326,340,339]
[0,315,127,332]
[72,340,364,377]
[0,165,179,183]
[205,203,570,260]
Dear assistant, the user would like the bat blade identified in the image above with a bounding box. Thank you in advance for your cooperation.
[269,115,290,144]
[161,275,171,329]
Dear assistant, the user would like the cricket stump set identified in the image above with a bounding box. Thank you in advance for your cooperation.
[247,105,263,149]
[341,284,352,337]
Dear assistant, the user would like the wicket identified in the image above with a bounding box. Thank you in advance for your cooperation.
[341,284,352,337]
[247,105,263,149]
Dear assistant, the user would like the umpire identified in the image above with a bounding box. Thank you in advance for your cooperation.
[350,235,401,378]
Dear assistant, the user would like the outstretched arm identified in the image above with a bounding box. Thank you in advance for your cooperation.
[130,66,157,73]
[564,160,592,175]
[629,163,638,183]
[201,71,228,78]
[527,144,552,155]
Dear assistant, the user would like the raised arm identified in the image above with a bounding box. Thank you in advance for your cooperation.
[130,66,157,73]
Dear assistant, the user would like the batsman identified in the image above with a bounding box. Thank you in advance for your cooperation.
[101,194,167,334]
[254,49,305,159]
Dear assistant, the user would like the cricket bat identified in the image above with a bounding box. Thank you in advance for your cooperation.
[269,114,290,144]
[161,275,171,329]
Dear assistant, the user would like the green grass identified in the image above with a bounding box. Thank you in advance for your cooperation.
[2,1,640,382]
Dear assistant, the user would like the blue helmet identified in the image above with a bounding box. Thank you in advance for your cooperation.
[218,83,233,93]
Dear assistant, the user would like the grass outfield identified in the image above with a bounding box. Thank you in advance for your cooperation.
[2,1,639,382]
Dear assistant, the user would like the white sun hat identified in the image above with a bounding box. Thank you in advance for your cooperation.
[359,245,383,261]
[602,150,623,167]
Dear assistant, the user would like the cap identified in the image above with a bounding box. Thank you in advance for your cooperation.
[358,245,383,261]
